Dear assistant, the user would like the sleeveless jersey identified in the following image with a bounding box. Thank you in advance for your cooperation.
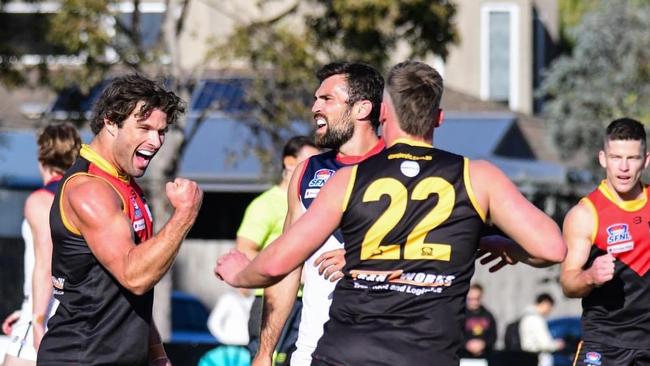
[38,145,155,366]
[291,140,384,365]
[313,140,485,366]
[580,181,650,349]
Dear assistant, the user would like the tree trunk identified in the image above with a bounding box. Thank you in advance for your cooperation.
[148,0,192,342]
[146,129,185,341]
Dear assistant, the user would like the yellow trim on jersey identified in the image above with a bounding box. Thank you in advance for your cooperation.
[463,158,486,222]
[59,173,128,236]
[597,180,647,212]
[390,138,433,148]
[59,173,82,236]
[80,144,129,183]
[342,165,358,212]
[580,197,599,243]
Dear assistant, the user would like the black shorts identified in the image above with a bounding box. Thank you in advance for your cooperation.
[574,341,650,366]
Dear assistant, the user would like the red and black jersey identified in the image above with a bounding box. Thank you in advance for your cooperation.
[38,145,154,366]
[313,140,485,366]
[580,181,650,349]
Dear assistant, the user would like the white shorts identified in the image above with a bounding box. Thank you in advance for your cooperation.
[5,297,58,361]
[5,300,37,361]
[290,347,314,366]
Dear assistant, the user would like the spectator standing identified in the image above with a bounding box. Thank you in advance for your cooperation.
[519,293,564,366]
[462,283,497,359]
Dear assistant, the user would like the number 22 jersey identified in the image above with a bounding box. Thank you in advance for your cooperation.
[313,140,485,366]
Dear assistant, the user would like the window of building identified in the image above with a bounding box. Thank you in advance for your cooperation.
[0,1,165,65]
[480,3,520,109]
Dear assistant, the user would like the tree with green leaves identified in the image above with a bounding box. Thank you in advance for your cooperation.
[213,0,458,166]
[540,0,650,176]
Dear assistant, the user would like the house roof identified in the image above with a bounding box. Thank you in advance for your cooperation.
[0,80,567,191]
[436,112,565,185]
[442,88,560,163]
[435,112,516,158]
[178,116,292,192]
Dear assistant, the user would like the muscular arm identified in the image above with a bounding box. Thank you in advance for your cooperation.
[560,202,613,298]
[27,190,55,349]
[65,176,202,295]
[254,165,305,364]
[470,160,566,264]
[216,166,352,288]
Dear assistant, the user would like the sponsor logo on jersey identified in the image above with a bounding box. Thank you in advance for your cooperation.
[607,241,634,254]
[393,272,456,287]
[400,161,420,177]
[52,276,65,295]
[388,153,432,161]
[304,188,320,199]
[606,223,631,244]
[584,351,602,365]
[133,218,146,232]
[308,169,335,187]
[350,269,455,287]
[131,197,143,219]
[51,276,65,290]
[351,269,403,283]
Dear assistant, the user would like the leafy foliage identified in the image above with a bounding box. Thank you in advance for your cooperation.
[213,0,458,173]
[307,0,457,68]
[540,0,650,175]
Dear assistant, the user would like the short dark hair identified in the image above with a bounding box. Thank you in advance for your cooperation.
[89,74,185,134]
[536,293,555,306]
[605,117,646,151]
[386,61,444,138]
[469,283,484,292]
[281,135,317,170]
[316,62,384,129]
[283,135,316,158]
[37,122,82,174]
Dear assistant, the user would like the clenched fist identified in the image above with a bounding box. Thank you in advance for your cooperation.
[166,178,203,215]
[588,253,615,286]
[215,249,251,287]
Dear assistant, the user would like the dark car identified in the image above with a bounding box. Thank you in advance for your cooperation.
[548,316,581,366]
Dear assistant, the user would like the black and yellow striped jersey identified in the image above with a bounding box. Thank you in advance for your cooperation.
[313,140,485,366]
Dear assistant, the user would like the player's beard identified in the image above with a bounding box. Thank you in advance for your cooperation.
[316,108,354,150]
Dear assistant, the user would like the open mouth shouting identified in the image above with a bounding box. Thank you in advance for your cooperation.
[134,149,156,170]
[315,114,327,133]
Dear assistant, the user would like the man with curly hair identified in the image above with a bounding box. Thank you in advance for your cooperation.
[37,75,203,366]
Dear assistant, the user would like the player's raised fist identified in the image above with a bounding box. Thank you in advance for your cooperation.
[166,178,203,214]
[589,253,615,286]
